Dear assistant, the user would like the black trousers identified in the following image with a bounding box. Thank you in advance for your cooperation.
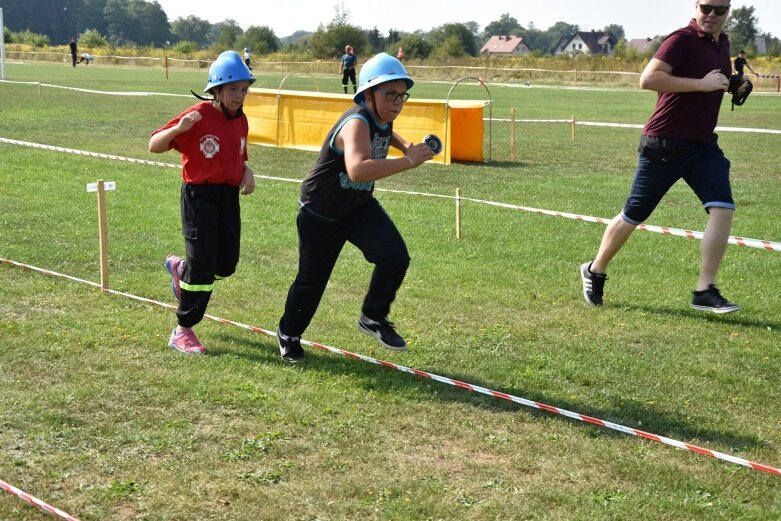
[177,183,241,328]
[279,198,410,337]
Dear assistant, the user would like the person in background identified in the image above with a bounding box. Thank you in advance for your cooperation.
[243,47,252,71]
[276,52,435,363]
[339,45,358,94]
[149,51,257,355]
[733,49,755,79]
[580,0,740,314]
[69,37,78,68]
[77,53,94,65]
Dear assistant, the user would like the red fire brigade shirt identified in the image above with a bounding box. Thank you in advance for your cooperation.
[152,101,249,186]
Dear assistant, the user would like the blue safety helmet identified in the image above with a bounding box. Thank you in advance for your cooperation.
[354,52,413,103]
[204,50,255,93]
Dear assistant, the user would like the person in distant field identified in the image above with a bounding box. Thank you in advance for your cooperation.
[396,47,405,61]
[580,0,741,314]
[243,47,252,70]
[276,52,435,363]
[149,51,257,355]
[733,49,755,79]
[77,53,93,66]
[340,45,358,94]
[69,37,78,67]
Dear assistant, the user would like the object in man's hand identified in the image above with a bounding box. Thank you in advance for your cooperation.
[424,134,442,155]
[727,74,752,111]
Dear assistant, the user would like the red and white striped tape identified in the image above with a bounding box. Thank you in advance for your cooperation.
[2,137,780,252]
[0,478,80,521]
[2,255,780,478]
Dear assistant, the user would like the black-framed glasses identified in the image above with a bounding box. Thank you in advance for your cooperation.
[376,88,410,103]
[697,3,730,16]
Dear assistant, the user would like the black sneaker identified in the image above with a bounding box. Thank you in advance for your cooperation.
[580,261,607,306]
[357,314,407,351]
[691,285,740,314]
[277,328,305,362]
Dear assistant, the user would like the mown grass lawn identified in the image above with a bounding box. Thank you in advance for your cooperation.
[1,61,780,520]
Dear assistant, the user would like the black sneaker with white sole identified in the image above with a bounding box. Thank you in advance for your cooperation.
[580,261,607,306]
[691,285,740,314]
[277,328,305,362]
[357,314,407,351]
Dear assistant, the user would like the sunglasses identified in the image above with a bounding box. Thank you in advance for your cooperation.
[697,3,730,16]
[376,88,410,103]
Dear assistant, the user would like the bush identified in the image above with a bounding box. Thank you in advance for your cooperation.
[79,29,109,48]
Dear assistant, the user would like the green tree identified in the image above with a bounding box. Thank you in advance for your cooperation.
[238,26,280,55]
[483,13,523,39]
[79,28,109,47]
[81,0,109,36]
[429,23,479,57]
[725,6,758,53]
[171,15,212,48]
[603,24,625,42]
[309,22,367,59]
[393,34,432,59]
[211,19,244,49]
[366,27,383,53]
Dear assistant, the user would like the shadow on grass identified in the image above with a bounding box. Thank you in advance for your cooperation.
[618,303,781,333]
[212,330,769,455]
[452,159,530,169]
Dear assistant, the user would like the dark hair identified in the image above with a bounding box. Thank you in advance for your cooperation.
[738,50,746,54]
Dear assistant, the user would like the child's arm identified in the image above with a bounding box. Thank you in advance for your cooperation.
[240,161,255,195]
[340,120,434,183]
[149,110,201,153]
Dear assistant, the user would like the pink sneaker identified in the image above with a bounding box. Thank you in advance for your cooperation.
[168,328,207,355]
[165,255,183,302]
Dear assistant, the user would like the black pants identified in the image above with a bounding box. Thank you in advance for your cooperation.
[279,198,410,337]
[342,68,356,91]
[178,183,241,328]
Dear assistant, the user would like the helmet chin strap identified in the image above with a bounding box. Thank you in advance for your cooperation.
[362,89,382,123]
[190,88,243,119]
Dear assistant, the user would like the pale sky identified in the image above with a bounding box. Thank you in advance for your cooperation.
[153,0,781,41]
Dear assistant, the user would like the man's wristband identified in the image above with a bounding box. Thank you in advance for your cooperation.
[403,155,415,167]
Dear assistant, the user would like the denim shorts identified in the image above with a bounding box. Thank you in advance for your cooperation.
[621,134,734,225]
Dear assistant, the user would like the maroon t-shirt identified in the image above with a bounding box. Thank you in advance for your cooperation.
[643,19,731,143]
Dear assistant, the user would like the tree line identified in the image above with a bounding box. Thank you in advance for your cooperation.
[2,1,778,58]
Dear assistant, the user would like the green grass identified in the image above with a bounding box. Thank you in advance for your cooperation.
[1,62,781,520]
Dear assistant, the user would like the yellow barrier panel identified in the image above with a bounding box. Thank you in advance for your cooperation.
[244,88,487,165]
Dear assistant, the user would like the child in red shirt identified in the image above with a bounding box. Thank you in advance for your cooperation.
[149,50,256,354]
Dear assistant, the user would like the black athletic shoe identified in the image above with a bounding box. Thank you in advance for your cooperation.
[277,328,305,362]
[580,261,607,306]
[357,314,407,351]
[691,285,740,314]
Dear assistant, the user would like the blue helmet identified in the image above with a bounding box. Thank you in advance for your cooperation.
[354,52,413,103]
[204,50,255,93]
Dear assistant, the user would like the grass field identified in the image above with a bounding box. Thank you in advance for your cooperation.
[1,62,781,520]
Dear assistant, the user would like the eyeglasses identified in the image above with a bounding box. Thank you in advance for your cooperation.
[376,88,410,103]
[697,3,730,16]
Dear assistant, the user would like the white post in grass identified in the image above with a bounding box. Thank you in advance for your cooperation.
[455,188,462,240]
[510,108,516,161]
[87,180,116,291]
[1,8,6,81]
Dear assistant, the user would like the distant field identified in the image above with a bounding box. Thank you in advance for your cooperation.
[1,62,780,520]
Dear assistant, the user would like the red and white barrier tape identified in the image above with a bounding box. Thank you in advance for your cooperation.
[2,137,780,252]
[0,478,80,521]
[2,255,780,478]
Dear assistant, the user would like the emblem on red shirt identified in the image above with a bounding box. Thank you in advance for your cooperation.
[200,135,220,158]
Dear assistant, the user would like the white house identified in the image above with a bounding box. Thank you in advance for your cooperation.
[555,31,618,56]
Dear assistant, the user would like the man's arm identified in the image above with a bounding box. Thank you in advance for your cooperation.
[639,58,728,93]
